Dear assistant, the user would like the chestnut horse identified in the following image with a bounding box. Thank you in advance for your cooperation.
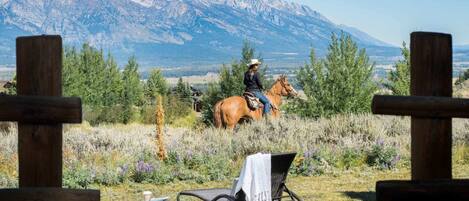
[213,75,297,129]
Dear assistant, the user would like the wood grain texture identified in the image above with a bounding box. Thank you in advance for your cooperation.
[372,95,469,118]
[410,32,452,180]
[16,35,63,187]
[0,95,82,123]
[376,180,469,201]
[0,188,100,201]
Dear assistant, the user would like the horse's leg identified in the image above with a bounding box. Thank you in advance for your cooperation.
[272,109,280,118]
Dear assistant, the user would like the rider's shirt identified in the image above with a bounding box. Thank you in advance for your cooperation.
[244,71,264,92]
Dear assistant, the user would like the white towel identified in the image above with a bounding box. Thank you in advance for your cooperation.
[232,153,271,201]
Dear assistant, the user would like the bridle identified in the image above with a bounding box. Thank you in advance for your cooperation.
[278,78,296,96]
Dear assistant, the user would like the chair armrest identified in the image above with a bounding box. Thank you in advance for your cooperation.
[212,194,236,201]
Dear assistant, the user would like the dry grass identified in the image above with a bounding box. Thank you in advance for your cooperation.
[1,114,469,200]
[99,164,469,201]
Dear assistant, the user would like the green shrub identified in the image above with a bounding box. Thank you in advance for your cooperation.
[63,165,94,189]
[164,95,193,125]
[172,165,202,182]
[140,101,196,127]
[339,148,365,169]
[286,33,376,118]
[84,105,126,125]
[384,42,410,95]
[291,149,326,176]
[202,156,232,181]
[165,151,183,166]
[149,164,174,184]
[366,140,400,169]
[140,104,156,124]
[94,166,120,186]
[171,111,198,128]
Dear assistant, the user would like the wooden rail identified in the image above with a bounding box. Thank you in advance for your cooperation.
[372,95,469,118]
[0,95,82,123]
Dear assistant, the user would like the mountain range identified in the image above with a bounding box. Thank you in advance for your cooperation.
[0,0,400,69]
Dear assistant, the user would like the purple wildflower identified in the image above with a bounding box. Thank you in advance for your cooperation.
[376,138,385,147]
[175,153,182,163]
[304,148,318,159]
[118,164,129,176]
[186,150,193,160]
[390,155,401,167]
[136,161,154,174]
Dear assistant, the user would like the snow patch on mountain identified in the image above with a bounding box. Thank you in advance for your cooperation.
[0,0,397,66]
[129,0,154,7]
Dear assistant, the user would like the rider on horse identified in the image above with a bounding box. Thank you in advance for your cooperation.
[244,59,272,116]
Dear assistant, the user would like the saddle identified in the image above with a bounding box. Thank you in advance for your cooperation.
[243,92,262,110]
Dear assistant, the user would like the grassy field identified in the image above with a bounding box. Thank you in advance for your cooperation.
[1,114,469,201]
[99,164,469,201]
[98,167,409,201]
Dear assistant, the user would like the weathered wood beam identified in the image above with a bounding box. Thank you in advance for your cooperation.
[372,95,469,118]
[376,180,469,201]
[16,35,63,187]
[0,95,82,123]
[0,188,100,201]
[410,32,452,180]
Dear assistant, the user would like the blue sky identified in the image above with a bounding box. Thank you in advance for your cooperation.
[290,0,469,47]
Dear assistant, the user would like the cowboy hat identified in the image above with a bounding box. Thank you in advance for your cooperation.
[247,59,262,67]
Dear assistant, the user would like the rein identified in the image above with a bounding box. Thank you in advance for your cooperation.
[278,78,295,95]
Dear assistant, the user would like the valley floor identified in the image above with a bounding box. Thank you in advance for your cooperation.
[99,164,469,201]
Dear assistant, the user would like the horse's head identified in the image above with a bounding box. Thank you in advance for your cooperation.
[276,75,298,97]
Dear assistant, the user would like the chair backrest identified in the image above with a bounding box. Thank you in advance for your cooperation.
[270,153,297,199]
[235,152,297,201]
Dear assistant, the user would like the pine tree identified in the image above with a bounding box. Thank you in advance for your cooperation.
[102,53,123,106]
[63,46,83,98]
[121,56,144,124]
[385,42,410,95]
[174,77,192,104]
[144,68,168,104]
[287,33,377,118]
[80,44,107,105]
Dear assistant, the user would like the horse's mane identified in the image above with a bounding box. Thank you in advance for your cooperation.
[268,75,287,95]
[273,74,287,86]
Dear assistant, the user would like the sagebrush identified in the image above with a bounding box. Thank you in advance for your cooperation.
[1,114,469,188]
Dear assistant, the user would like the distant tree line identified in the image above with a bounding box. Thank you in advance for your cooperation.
[62,44,193,125]
[284,36,414,118]
[200,34,414,123]
[4,35,419,125]
[189,34,383,124]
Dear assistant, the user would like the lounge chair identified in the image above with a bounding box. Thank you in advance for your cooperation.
[176,152,302,201]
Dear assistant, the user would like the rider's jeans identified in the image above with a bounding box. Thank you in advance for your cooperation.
[254,91,271,115]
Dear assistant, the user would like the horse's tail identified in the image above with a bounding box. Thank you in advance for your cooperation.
[213,101,224,128]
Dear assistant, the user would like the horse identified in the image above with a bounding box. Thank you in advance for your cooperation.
[213,75,298,129]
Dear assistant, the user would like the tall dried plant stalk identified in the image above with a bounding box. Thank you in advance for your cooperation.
[156,95,167,160]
